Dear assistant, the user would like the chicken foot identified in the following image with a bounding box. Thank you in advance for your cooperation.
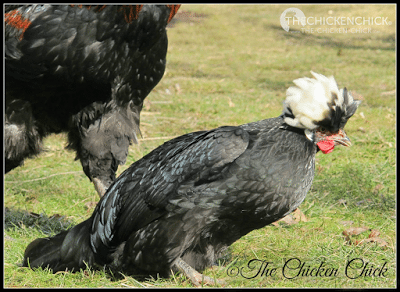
[173,257,226,287]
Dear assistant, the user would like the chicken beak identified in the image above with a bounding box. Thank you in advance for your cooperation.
[330,129,352,147]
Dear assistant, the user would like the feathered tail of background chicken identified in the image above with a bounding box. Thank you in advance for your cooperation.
[23,219,96,272]
[5,4,181,199]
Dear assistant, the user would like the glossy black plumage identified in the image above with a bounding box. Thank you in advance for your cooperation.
[23,117,316,275]
[5,4,180,196]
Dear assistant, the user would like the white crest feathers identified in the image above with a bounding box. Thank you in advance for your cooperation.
[283,71,344,130]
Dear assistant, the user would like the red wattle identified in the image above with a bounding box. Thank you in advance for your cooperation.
[317,140,335,154]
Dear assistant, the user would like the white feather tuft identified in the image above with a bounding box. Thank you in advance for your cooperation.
[283,71,343,130]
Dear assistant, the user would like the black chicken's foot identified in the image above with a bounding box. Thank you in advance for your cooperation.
[92,177,107,198]
[172,257,226,287]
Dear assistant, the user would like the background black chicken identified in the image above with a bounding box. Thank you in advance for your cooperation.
[23,72,360,286]
[5,4,181,197]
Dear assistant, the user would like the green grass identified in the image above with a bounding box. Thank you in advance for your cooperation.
[4,4,395,288]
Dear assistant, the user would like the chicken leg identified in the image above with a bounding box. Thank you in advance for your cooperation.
[173,257,226,287]
[92,177,108,198]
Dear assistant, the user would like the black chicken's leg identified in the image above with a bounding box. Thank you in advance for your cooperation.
[173,257,226,287]
[92,177,108,198]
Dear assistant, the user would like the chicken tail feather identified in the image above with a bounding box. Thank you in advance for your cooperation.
[23,219,96,273]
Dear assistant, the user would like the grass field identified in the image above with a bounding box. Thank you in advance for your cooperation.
[4,4,396,288]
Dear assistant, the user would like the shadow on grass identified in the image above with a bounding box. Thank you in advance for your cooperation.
[4,207,75,236]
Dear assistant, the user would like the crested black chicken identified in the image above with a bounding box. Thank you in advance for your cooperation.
[23,72,361,286]
[4,4,181,197]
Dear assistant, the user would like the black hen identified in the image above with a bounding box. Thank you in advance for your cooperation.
[5,4,181,197]
[23,72,360,286]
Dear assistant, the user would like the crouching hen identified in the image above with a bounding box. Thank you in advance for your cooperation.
[23,72,360,286]
[5,4,181,197]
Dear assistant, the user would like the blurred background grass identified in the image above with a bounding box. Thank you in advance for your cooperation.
[4,4,395,288]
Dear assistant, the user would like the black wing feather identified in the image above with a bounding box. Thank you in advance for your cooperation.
[90,126,249,259]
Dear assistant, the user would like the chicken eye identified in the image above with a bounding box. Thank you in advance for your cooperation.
[319,127,327,133]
